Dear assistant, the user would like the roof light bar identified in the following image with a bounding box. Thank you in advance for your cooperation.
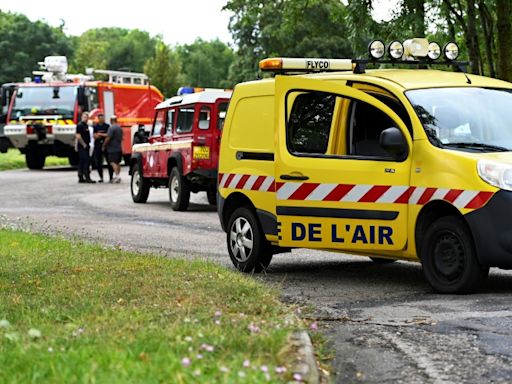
[259,57,353,72]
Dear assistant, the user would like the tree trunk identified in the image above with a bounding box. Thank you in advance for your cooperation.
[478,0,495,77]
[496,0,512,81]
[465,0,482,74]
[405,0,425,37]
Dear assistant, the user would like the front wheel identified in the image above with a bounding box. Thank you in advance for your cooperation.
[227,207,272,273]
[421,216,489,294]
[26,151,45,170]
[131,164,150,203]
[169,167,190,211]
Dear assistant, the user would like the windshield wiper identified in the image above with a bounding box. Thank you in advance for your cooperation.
[444,142,510,152]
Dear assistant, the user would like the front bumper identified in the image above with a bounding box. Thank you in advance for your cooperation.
[466,190,512,268]
[4,124,76,148]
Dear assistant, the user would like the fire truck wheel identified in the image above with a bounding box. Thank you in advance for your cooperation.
[369,257,396,264]
[207,189,217,206]
[227,206,273,273]
[130,164,150,203]
[169,167,190,211]
[26,151,45,170]
[421,216,489,294]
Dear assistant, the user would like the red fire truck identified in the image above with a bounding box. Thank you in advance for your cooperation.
[129,89,231,210]
[4,56,163,169]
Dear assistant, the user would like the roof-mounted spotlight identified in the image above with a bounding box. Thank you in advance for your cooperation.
[443,42,459,61]
[427,42,441,60]
[368,40,385,60]
[388,41,404,60]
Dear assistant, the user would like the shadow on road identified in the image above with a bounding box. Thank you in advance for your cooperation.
[144,201,217,212]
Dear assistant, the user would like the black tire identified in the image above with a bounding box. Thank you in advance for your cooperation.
[130,164,150,203]
[421,216,489,294]
[123,154,131,166]
[369,257,396,264]
[169,167,190,211]
[68,152,79,167]
[26,151,45,170]
[207,189,217,206]
[226,207,273,273]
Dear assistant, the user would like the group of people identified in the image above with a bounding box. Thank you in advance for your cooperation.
[75,111,123,184]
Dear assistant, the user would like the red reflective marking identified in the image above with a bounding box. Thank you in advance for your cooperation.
[275,182,285,192]
[288,183,320,200]
[360,185,391,203]
[251,176,266,191]
[236,174,250,189]
[324,184,355,201]
[444,189,464,203]
[465,191,494,209]
[218,173,224,186]
[395,186,416,204]
[224,173,235,188]
[417,188,437,205]
[268,181,276,192]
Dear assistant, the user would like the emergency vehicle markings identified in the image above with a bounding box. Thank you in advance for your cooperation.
[219,173,494,210]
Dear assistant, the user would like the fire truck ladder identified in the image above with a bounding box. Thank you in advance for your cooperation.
[94,70,149,85]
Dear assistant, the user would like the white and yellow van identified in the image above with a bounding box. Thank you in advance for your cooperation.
[217,39,512,293]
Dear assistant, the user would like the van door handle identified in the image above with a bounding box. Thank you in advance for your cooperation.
[280,174,309,181]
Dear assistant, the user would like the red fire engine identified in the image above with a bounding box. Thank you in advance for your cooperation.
[129,89,231,210]
[4,56,163,169]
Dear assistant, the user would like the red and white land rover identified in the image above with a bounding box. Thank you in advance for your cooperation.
[129,89,231,210]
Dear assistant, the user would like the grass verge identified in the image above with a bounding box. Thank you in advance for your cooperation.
[0,149,69,171]
[0,229,301,383]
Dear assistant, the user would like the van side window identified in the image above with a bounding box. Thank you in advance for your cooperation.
[287,92,335,154]
[166,109,174,134]
[176,107,194,133]
[199,106,211,130]
[348,100,396,158]
[152,110,165,136]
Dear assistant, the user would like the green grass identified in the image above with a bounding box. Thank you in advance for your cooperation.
[0,230,301,383]
[0,149,69,171]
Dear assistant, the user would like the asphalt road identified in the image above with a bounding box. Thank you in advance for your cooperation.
[2,166,512,383]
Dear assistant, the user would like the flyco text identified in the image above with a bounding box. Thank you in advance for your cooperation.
[306,60,330,70]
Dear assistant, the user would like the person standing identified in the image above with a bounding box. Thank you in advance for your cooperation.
[102,115,123,183]
[75,111,95,183]
[93,113,113,182]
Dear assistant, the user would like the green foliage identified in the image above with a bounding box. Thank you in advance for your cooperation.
[0,11,73,84]
[177,38,234,88]
[144,42,184,97]
[0,229,301,382]
[0,149,68,171]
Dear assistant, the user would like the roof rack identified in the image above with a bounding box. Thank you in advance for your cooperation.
[93,69,149,85]
[352,59,470,74]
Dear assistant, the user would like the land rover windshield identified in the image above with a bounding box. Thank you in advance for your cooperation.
[11,86,77,120]
[407,87,512,152]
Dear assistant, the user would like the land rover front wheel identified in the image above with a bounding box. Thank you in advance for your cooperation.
[421,216,488,294]
[169,167,190,211]
[227,207,272,273]
[131,164,150,203]
[26,151,45,170]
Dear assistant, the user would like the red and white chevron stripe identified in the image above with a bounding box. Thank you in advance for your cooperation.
[218,173,494,210]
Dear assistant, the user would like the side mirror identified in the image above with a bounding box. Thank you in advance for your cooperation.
[379,127,408,159]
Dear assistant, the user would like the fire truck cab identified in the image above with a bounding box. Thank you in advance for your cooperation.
[4,56,163,169]
[130,89,231,210]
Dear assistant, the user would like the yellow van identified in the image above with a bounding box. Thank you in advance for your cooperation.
[217,39,512,293]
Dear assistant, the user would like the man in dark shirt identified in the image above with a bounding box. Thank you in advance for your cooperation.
[102,115,123,183]
[75,111,95,183]
[93,113,113,182]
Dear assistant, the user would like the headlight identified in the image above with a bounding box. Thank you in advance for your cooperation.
[368,40,385,59]
[444,42,459,61]
[427,42,441,60]
[388,41,404,60]
[477,160,512,191]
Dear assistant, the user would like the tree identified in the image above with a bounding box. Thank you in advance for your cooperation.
[496,0,512,81]
[144,42,183,97]
[0,11,74,84]
[177,39,234,88]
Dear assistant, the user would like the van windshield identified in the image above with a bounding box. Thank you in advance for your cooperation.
[11,86,77,120]
[407,87,512,152]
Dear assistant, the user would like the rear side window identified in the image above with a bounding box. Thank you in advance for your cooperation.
[198,106,211,130]
[176,107,194,133]
[287,92,335,154]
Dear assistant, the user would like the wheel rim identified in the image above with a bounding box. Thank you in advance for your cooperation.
[432,231,465,281]
[170,175,179,203]
[229,217,254,263]
[131,170,140,195]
